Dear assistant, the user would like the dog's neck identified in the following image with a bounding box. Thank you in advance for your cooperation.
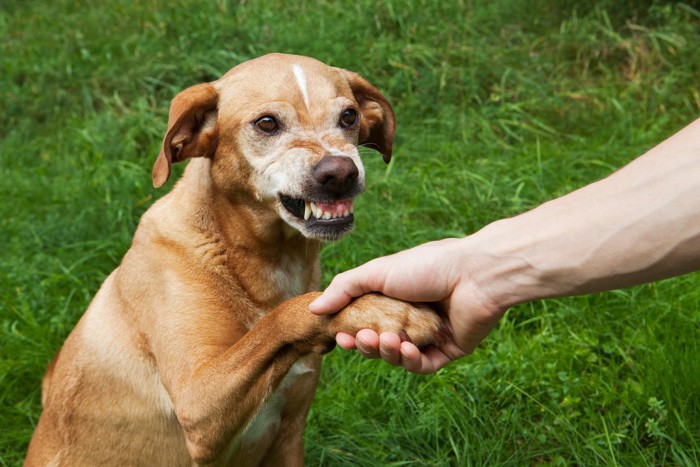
[156,159,322,309]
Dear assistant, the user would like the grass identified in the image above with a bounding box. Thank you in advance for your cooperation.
[2,0,699,465]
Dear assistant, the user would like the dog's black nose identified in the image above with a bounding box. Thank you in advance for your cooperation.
[313,155,359,198]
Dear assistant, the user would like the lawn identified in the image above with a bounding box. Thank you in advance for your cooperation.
[2,0,699,465]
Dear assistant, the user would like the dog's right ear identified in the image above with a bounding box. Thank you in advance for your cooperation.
[152,83,219,188]
[336,69,396,164]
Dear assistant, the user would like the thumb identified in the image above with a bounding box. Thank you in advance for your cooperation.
[308,289,352,314]
[308,265,380,314]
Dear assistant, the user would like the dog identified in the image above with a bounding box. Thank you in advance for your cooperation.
[25,53,444,466]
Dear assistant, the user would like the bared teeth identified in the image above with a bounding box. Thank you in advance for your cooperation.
[303,200,354,221]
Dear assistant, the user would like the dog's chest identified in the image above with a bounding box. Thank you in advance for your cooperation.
[246,359,311,436]
[263,254,308,301]
[221,358,316,460]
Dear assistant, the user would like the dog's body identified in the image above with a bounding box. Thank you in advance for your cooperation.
[25,54,442,466]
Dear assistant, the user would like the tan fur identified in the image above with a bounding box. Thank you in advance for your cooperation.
[25,54,441,466]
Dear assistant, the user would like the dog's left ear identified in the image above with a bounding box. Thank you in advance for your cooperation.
[338,70,396,163]
[152,83,219,188]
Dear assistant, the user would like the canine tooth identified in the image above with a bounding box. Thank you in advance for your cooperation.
[350,205,354,214]
[343,209,350,217]
[304,202,311,220]
[323,211,331,220]
[310,202,319,218]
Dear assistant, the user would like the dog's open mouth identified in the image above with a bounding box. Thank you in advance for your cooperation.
[280,195,355,237]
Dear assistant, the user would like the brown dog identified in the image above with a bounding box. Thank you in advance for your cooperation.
[25,53,443,466]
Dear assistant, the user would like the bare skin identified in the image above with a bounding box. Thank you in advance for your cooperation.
[309,117,700,374]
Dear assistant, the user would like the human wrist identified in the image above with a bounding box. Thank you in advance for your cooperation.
[461,216,561,309]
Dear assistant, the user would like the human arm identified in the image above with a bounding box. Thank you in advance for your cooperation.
[309,117,700,373]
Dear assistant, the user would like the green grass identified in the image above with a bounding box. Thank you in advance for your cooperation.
[2,0,699,465]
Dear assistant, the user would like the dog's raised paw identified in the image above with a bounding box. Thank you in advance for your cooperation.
[330,293,443,348]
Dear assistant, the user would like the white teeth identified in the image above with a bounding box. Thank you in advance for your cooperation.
[300,200,354,221]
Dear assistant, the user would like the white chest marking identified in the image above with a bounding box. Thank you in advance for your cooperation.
[292,64,310,110]
[240,360,314,442]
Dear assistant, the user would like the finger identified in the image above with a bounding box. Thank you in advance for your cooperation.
[308,289,354,315]
[378,332,402,366]
[436,339,469,361]
[335,332,357,350]
[399,342,453,374]
[308,261,384,314]
[355,329,380,359]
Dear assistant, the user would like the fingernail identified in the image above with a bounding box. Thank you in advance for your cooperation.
[379,340,389,353]
[308,297,324,311]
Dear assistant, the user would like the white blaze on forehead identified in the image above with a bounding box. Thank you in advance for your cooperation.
[292,64,310,110]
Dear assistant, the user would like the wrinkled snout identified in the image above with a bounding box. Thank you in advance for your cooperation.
[312,155,359,199]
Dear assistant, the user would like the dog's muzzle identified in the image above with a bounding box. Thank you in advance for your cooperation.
[280,155,361,240]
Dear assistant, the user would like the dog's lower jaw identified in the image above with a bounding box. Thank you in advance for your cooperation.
[308,219,355,242]
[282,213,355,242]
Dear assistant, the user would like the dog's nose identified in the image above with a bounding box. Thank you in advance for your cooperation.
[313,155,359,198]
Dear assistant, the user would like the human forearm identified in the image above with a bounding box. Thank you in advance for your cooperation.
[470,118,700,307]
[309,118,700,372]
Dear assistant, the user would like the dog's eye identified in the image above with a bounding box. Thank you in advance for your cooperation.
[254,116,280,134]
[339,109,358,128]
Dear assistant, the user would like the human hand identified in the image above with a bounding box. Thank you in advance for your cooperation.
[309,238,506,373]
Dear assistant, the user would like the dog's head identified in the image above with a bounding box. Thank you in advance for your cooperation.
[152,53,394,241]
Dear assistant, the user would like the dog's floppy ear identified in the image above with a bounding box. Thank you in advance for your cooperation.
[338,69,396,163]
[152,83,219,188]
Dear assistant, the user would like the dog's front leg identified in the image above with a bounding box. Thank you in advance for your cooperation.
[163,317,319,464]
[162,291,442,464]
